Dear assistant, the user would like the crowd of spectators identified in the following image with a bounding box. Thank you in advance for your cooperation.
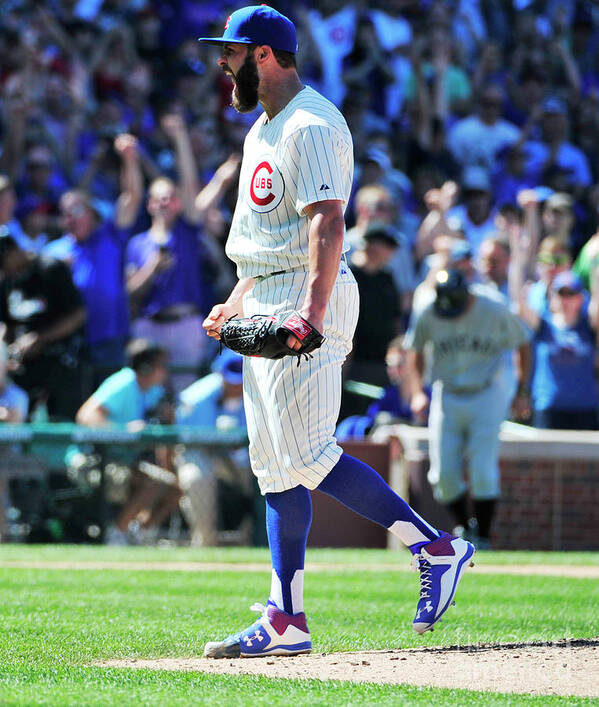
[2,0,599,539]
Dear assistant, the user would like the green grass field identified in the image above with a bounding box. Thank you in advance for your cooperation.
[0,545,597,706]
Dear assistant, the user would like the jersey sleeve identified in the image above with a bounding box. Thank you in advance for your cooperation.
[403,309,430,352]
[294,125,348,216]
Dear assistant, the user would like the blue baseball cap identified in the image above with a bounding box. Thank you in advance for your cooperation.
[212,350,244,385]
[449,240,472,263]
[550,270,584,295]
[198,5,298,54]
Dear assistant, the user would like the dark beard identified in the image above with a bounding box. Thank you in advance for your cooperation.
[231,52,259,113]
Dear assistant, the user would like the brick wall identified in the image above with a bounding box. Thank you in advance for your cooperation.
[494,458,599,550]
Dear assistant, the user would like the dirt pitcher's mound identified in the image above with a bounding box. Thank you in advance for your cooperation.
[101,638,598,697]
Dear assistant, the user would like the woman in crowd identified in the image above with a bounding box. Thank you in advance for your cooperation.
[519,270,598,430]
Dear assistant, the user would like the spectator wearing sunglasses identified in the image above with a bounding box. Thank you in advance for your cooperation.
[526,237,572,316]
[518,271,599,430]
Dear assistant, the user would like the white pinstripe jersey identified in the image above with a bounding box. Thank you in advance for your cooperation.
[225,85,353,279]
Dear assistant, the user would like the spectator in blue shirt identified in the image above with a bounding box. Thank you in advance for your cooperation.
[76,339,179,544]
[126,113,213,392]
[523,98,592,200]
[0,333,28,423]
[0,331,28,536]
[519,271,599,430]
[176,351,249,546]
[77,348,167,428]
[44,134,143,379]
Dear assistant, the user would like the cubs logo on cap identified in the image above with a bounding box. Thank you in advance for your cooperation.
[198,5,298,54]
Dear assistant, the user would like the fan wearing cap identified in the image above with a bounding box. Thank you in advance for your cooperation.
[200,5,475,658]
[342,222,401,417]
[518,270,599,430]
[176,351,248,547]
[346,183,416,322]
[445,166,497,256]
[405,268,531,548]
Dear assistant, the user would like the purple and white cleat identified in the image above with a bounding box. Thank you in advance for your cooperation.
[412,533,475,635]
[204,602,312,658]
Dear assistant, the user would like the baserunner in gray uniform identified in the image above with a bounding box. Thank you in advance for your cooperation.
[405,269,531,548]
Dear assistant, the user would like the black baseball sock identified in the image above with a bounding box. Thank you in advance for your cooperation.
[473,499,497,539]
[446,493,469,530]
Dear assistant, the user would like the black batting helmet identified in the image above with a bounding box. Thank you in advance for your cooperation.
[434,268,469,318]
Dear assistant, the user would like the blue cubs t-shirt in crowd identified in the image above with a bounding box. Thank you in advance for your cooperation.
[531,315,598,412]
[43,221,130,345]
[0,379,29,420]
[176,373,246,429]
[92,368,164,424]
[524,140,592,188]
[126,218,208,317]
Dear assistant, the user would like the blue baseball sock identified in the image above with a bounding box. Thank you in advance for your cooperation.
[317,453,440,553]
[265,485,312,615]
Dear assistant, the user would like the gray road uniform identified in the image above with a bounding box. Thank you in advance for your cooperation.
[404,291,530,503]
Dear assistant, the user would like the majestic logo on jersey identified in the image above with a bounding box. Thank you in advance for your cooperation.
[248,159,285,213]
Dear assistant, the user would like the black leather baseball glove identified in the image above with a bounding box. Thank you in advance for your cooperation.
[219,310,325,361]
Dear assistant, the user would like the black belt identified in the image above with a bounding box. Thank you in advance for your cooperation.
[253,269,287,282]
[254,254,348,283]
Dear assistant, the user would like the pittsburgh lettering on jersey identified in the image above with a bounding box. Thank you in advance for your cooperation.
[248,158,285,213]
[436,335,499,358]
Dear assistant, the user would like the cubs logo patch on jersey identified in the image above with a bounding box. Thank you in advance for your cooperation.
[248,158,285,213]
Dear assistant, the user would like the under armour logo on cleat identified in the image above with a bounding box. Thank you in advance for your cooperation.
[319,184,330,191]
[416,601,434,619]
[244,630,264,646]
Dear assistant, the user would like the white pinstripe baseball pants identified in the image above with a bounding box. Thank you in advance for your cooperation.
[242,261,359,494]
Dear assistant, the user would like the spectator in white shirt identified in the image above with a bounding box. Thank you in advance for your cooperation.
[447,85,520,171]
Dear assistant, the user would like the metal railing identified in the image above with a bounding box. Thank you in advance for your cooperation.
[0,422,248,448]
[0,423,249,543]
